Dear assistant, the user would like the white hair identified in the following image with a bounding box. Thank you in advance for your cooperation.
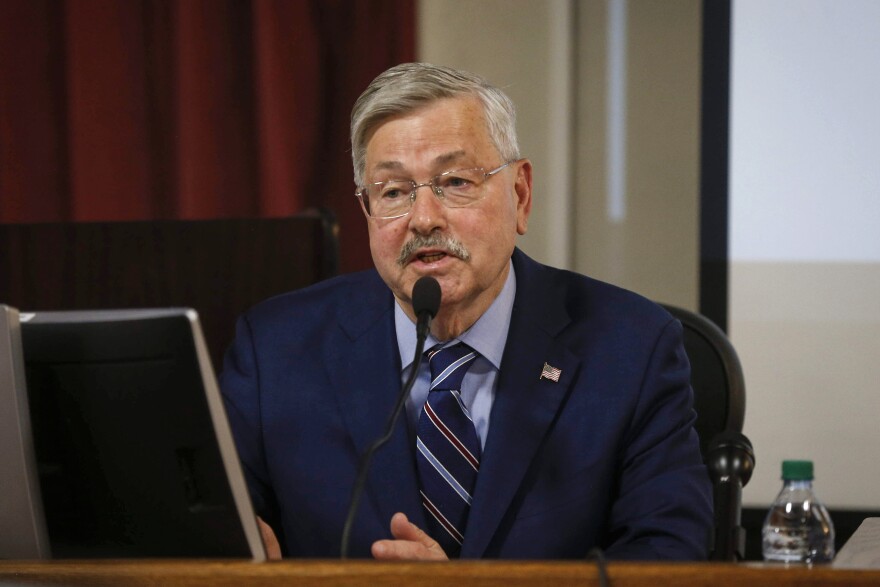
[350,62,520,186]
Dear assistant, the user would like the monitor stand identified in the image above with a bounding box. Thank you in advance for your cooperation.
[0,305,50,559]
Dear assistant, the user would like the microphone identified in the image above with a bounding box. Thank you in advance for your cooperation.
[413,274,441,339]
[707,430,755,561]
[340,276,441,558]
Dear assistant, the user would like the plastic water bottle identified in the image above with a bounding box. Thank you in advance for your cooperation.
[761,460,835,563]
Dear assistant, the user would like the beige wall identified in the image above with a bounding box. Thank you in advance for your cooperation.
[418,0,576,270]
[418,0,702,309]
[732,262,880,508]
[575,0,701,308]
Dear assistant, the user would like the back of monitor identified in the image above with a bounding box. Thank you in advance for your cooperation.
[20,308,265,560]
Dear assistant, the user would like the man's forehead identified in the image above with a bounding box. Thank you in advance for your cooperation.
[372,150,470,173]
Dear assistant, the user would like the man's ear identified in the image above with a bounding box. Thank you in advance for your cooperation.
[513,159,533,235]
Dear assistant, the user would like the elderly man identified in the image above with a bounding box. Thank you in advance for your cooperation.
[220,62,712,561]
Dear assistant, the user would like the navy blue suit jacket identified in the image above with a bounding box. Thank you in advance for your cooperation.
[220,249,713,559]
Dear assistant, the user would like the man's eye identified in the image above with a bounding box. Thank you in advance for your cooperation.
[380,186,405,199]
[442,176,473,189]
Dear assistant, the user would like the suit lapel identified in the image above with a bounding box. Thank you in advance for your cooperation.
[328,276,427,535]
[462,250,581,558]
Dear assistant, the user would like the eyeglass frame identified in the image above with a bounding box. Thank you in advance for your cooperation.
[355,160,518,220]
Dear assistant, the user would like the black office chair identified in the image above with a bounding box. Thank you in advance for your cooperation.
[661,304,755,562]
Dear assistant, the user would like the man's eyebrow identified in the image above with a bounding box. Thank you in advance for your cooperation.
[373,160,406,173]
[433,151,467,167]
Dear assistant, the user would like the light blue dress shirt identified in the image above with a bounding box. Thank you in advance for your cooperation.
[395,263,516,449]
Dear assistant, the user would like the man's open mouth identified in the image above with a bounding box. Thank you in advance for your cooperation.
[417,251,447,263]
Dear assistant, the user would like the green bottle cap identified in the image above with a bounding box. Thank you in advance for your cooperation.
[782,460,814,481]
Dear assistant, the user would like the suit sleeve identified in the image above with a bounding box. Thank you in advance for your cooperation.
[603,318,714,560]
[218,314,285,543]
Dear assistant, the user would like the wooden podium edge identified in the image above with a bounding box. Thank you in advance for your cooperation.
[2,559,879,587]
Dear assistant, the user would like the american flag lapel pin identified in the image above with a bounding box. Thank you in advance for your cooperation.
[540,362,562,382]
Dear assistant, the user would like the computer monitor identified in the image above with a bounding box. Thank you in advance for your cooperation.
[0,304,51,559]
[18,308,265,559]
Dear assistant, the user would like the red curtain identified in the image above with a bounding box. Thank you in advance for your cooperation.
[0,0,414,272]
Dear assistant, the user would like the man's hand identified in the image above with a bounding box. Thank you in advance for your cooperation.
[370,512,449,560]
[257,516,282,560]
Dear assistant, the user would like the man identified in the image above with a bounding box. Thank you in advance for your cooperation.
[220,63,712,560]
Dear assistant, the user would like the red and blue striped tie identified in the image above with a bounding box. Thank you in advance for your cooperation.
[416,343,480,557]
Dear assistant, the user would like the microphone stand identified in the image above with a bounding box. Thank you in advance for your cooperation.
[707,431,755,561]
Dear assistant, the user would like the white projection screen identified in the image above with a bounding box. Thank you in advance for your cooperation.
[729,0,880,509]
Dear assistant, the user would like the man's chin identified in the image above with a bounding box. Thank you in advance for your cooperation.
[385,264,464,308]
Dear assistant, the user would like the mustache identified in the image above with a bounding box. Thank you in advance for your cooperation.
[396,233,471,267]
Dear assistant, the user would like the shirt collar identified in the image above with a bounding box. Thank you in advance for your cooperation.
[395,261,516,371]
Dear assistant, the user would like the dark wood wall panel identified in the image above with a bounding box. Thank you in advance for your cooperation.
[0,211,338,369]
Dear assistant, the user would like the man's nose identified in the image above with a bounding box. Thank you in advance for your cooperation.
[408,183,447,233]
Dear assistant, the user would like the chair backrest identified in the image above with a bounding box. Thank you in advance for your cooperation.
[0,210,339,370]
[662,305,753,560]
[661,304,746,461]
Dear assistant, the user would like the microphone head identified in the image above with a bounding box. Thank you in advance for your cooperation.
[412,276,441,319]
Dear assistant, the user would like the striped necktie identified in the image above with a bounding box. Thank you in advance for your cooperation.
[415,343,480,557]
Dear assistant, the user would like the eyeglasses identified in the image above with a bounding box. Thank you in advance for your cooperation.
[355,160,516,219]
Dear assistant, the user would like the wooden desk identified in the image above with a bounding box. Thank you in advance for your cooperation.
[2,560,879,587]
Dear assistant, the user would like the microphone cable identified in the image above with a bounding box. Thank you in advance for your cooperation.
[339,277,440,558]
[586,547,609,587]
